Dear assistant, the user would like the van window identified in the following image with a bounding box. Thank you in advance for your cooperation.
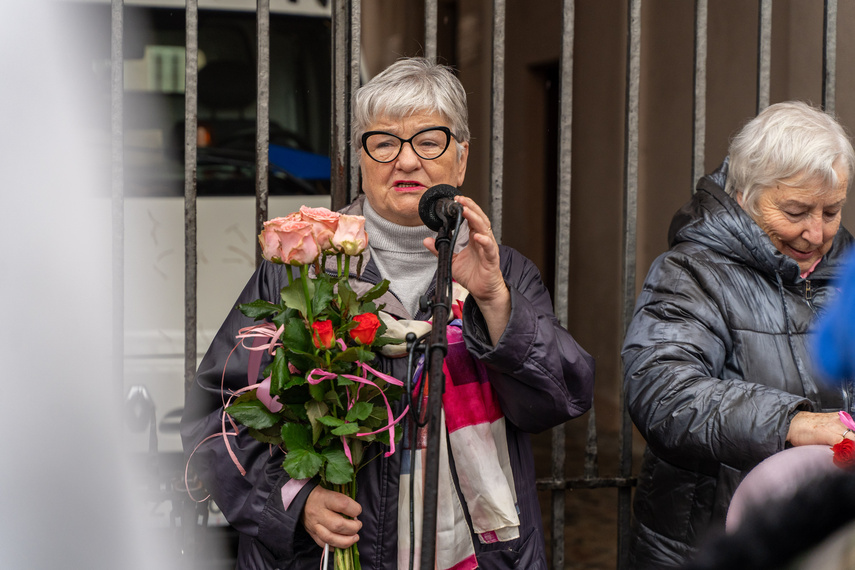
[63,2,332,197]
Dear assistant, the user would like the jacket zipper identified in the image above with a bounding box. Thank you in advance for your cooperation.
[804,279,812,301]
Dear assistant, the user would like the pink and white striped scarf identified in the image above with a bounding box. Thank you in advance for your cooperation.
[397,323,520,570]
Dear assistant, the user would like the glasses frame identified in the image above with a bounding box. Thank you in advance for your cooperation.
[360,126,458,163]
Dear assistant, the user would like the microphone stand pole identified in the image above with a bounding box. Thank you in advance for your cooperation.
[419,214,457,570]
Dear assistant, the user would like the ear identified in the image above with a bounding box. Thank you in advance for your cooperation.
[455,141,469,187]
[736,191,744,207]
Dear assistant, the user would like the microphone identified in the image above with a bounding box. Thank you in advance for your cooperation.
[418,184,461,231]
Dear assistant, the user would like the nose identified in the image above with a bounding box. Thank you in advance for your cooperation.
[802,215,824,245]
[394,141,422,170]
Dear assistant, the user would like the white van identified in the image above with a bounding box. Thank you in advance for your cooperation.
[58,0,332,474]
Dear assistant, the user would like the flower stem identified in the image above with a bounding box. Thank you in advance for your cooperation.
[301,264,314,325]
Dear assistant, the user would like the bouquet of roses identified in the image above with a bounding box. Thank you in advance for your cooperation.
[224,206,405,570]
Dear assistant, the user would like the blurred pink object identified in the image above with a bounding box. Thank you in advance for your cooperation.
[726,445,838,532]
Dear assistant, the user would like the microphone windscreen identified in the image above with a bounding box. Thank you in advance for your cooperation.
[418,184,459,231]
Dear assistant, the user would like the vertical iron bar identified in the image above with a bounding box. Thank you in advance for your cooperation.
[255,0,271,265]
[757,0,772,113]
[425,0,438,62]
[691,0,707,192]
[822,0,838,114]
[619,1,642,569]
[184,0,198,395]
[349,0,361,203]
[551,1,575,568]
[331,0,354,210]
[489,0,506,243]
[111,0,124,404]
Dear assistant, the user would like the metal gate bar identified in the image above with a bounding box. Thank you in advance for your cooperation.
[332,0,360,210]
[617,2,642,569]
[183,0,198,396]
[823,0,838,114]
[692,0,708,191]
[255,0,271,263]
[757,0,772,113]
[489,0,506,242]
[425,0,438,63]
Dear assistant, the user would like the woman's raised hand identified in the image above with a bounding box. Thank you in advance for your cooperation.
[423,195,510,344]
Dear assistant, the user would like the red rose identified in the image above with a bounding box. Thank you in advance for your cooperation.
[311,320,336,350]
[832,438,855,470]
[349,313,381,345]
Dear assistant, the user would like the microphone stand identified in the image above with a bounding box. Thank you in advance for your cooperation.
[418,208,461,570]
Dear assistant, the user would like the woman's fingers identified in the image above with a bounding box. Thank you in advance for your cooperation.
[301,486,363,549]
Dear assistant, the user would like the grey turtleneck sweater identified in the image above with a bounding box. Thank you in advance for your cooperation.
[362,199,437,317]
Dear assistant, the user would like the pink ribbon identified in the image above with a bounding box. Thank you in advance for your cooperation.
[305,362,409,464]
[236,322,285,355]
[840,411,855,432]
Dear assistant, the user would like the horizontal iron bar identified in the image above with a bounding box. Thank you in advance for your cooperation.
[536,476,638,490]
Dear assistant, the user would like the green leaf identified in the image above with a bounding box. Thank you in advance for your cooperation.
[306,401,330,445]
[355,347,376,363]
[322,448,354,485]
[317,415,346,428]
[281,422,312,451]
[348,440,364,468]
[225,400,280,430]
[346,402,373,423]
[286,402,309,421]
[331,422,361,436]
[357,280,390,304]
[312,278,336,316]
[282,318,313,354]
[308,381,327,402]
[332,347,362,363]
[337,277,359,317]
[238,299,281,320]
[283,449,324,480]
[281,279,310,317]
[271,307,297,328]
[371,335,405,347]
[248,426,283,446]
[266,350,291,396]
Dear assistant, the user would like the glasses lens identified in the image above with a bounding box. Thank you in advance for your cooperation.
[412,129,450,159]
[365,133,401,162]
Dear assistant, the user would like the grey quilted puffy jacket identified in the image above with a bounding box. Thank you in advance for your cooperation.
[622,161,854,569]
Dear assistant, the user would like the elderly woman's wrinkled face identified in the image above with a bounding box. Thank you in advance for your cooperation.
[360,111,468,226]
[742,165,848,273]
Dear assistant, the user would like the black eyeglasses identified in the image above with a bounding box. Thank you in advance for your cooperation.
[361,126,458,163]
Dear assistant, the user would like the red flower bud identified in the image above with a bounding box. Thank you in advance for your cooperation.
[349,313,381,345]
[311,320,336,350]
[832,438,855,470]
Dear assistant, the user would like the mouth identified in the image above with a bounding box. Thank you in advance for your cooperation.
[786,244,817,260]
[394,181,425,192]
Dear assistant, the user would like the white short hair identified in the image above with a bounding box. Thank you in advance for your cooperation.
[725,101,855,215]
[351,57,470,153]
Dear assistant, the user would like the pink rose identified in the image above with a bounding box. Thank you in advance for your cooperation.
[258,216,320,265]
[300,206,340,251]
[332,214,368,256]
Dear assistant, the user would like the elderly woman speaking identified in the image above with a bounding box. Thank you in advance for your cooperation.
[181,58,594,570]
[622,101,855,569]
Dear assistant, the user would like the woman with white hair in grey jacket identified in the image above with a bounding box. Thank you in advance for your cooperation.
[623,100,855,569]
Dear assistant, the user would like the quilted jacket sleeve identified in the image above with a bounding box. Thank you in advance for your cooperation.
[622,251,811,473]
[462,246,595,433]
[180,261,319,562]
